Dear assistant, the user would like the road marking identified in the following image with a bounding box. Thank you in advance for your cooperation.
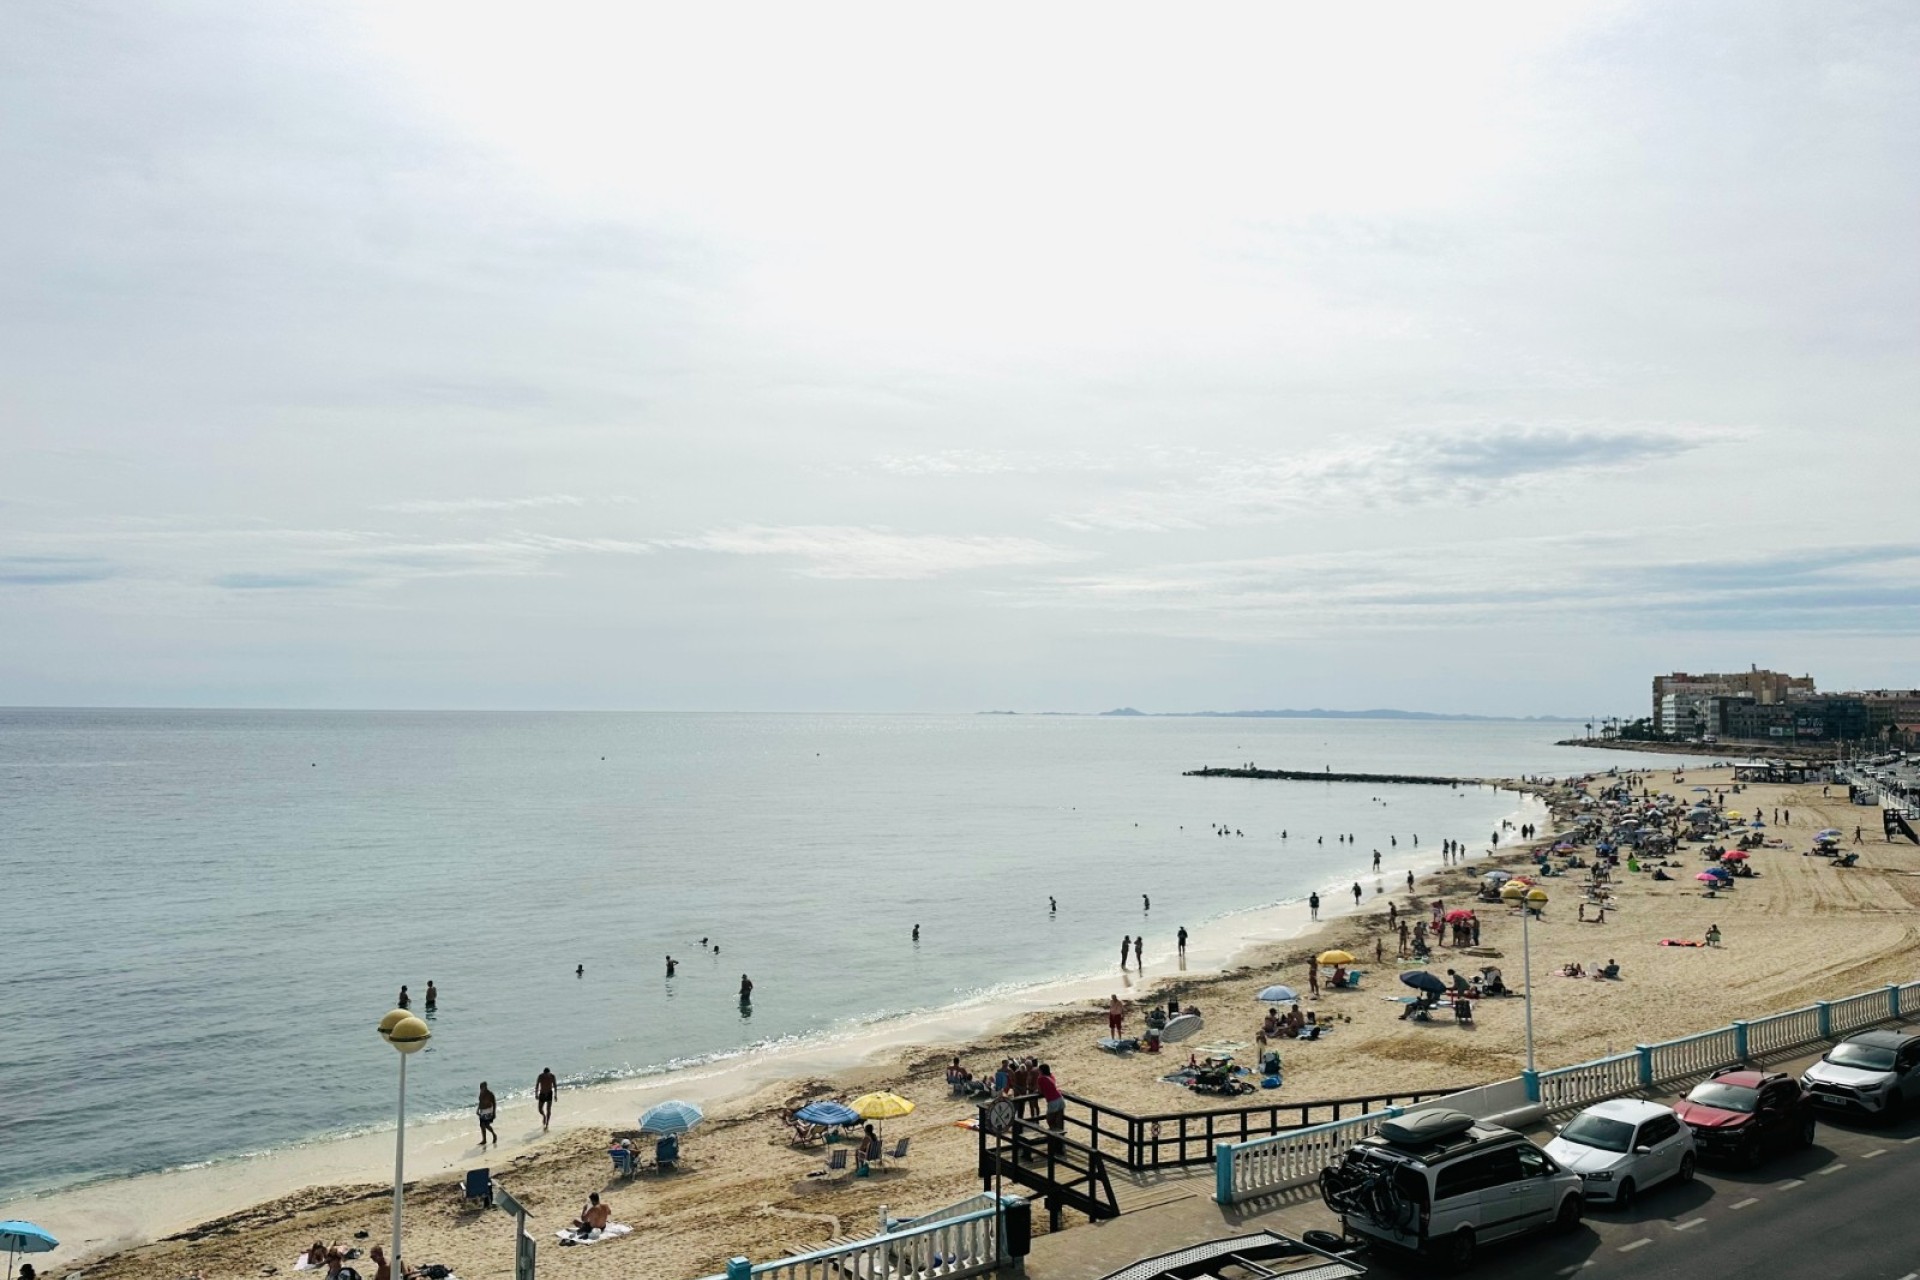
[1817,1163,1847,1176]
[1618,1239,1653,1253]
[1778,1178,1805,1189]
[1863,1148,1887,1159]
[1892,1273,1915,1280]
[1556,1265,1593,1275]
[1903,1135,1920,1144]
[1673,1217,1706,1231]
[1730,1196,1760,1210]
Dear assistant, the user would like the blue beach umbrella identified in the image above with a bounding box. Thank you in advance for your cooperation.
[639,1099,705,1135]
[1400,970,1446,995]
[795,1100,861,1127]
[0,1221,57,1277]
[1256,985,1299,1003]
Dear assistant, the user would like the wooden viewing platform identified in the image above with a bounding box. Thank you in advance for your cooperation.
[1183,766,1474,786]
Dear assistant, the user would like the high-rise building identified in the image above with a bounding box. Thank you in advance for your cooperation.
[1651,667,1815,725]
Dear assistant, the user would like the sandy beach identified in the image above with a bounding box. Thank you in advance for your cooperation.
[25,765,1920,1280]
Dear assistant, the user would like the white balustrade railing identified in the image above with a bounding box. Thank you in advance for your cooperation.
[694,1205,1001,1280]
[1745,1005,1820,1057]
[1214,1108,1401,1204]
[1535,1051,1639,1110]
[1900,982,1920,1018]
[1827,989,1895,1036]
[1645,1026,1740,1083]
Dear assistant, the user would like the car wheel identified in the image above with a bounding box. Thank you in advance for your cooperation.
[1741,1138,1764,1169]
[1555,1195,1584,1233]
[1800,1117,1816,1149]
[1677,1153,1697,1184]
[1614,1179,1636,1210]
[1442,1227,1476,1269]
[1882,1095,1904,1126]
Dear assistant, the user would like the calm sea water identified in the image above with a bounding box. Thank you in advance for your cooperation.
[0,710,1677,1201]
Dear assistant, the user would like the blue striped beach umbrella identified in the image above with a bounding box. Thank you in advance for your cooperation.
[1255,985,1299,1003]
[795,1100,861,1127]
[639,1099,705,1135]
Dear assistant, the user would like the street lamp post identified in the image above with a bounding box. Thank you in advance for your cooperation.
[379,1009,432,1273]
[1501,882,1550,1074]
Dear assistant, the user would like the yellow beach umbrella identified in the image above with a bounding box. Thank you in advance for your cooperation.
[1317,950,1355,966]
[851,1091,916,1120]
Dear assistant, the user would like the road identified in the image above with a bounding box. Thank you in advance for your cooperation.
[1434,1108,1920,1280]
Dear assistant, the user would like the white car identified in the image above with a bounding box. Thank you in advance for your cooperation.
[1545,1098,1697,1208]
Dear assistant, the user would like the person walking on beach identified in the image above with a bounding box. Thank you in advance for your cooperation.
[1132,935,1144,969]
[739,974,754,1001]
[1308,892,1320,921]
[1398,921,1410,958]
[1374,936,1384,964]
[1387,901,1397,927]
[424,980,437,1012]
[1107,994,1125,1038]
[1351,882,1362,907]
[477,1082,498,1147]
[536,1066,557,1131]
[1177,926,1188,959]
[396,985,410,1010]
[1120,935,1131,970]
[1405,870,1414,891]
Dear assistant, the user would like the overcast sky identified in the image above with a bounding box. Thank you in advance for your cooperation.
[3,1,1916,714]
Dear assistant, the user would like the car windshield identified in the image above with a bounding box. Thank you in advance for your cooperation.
[1687,1083,1757,1113]
[1828,1043,1899,1071]
[1560,1114,1635,1153]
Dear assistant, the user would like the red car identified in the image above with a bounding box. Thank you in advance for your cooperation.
[1672,1068,1816,1166]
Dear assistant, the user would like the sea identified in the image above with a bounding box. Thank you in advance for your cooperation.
[0,708,1694,1205]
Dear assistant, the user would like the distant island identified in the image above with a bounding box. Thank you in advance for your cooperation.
[980,707,1583,721]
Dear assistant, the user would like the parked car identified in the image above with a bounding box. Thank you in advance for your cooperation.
[1672,1068,1816,1166]
[1545,1099,1697,1207]
[1319,1109,1584,1266]
[1802,1029,1920,1121]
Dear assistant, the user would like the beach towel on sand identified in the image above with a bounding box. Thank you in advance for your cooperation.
[556,1223,634,1245]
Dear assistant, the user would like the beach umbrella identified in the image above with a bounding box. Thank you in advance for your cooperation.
[1160,1012,1204,1043]
[1721,850,1749,862]
[1445,909,1475,922]
[1726,810,1743,820]
[1256,985,1299,1003]
[1694,871,1721,883]
[1815,828,1842,839]
[795,1100,861,1127]
[1553,842,1575,852]
[1400,970,1446,995]
[1482,870,1513,883]
[1317,950,1355,966]
[0,1222,56,1279]
[639,1099,705,1135]
[1692,786,1710,792]
[851,1091,916,1121]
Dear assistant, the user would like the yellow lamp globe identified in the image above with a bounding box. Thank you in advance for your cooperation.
[1499,881,1525,901]
[1525,887,1550,907]
[388,1015,432,1054]
[378,1008,411,1040]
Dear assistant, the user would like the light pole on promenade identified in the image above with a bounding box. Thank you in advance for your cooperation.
[1501,881,1550,1074]
[378,1008,432,1272]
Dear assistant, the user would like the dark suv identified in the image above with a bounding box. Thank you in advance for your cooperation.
[1672,1068,1816,1166]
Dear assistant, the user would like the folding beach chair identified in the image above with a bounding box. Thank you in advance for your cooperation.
[464,1167,492,1204]
[610,1146,637,1178]
[820,1147,849,1177]
[889,1136,910,1163]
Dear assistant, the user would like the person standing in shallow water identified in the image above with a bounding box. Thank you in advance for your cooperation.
[1132,935,1143,969]
[739,974,754,1001]
[1177,926,1188,959]
[1119,935,1130,970]
[396,984,410,1010]
[424,980,437,1012]
[1308,892,1320,921]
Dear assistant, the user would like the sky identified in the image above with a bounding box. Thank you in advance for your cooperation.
[2,0,1916,715]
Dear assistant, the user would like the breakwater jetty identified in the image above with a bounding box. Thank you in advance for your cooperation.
[1183,766,1472,786]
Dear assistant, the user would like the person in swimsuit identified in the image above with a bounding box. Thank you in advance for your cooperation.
[423,981,436,1012]
[1132,935,1143,969]
[665,955,677,977]
[1176,926,1188,958]
[1119,935,1130,970]
[536,1066,557,1131]
[396,985,410,1010]
[477,1082,498,1146]
[739,974,754,1001]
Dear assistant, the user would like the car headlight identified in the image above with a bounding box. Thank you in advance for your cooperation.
[1582,1170,1615,1181]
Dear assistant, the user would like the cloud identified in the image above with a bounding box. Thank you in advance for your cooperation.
[213,570,362,590]
[380,495,592,515]
[1013,537,1920,639]
[1054,425,1731,532]
[0,555,115,585]
[660,526,1088,580]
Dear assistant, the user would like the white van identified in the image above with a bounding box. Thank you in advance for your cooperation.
[1320,1109,1584,1266]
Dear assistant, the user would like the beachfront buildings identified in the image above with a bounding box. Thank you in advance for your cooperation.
[1646,669,1916,746]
